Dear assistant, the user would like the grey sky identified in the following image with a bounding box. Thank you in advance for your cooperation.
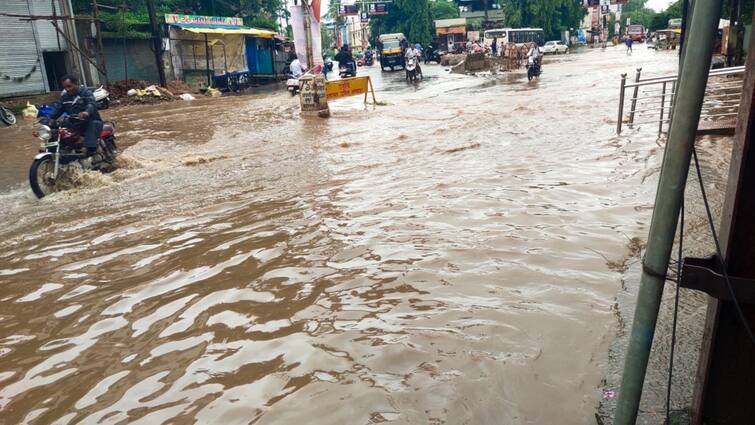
[646,0,675,12]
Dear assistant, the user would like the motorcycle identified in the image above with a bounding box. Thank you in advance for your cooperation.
[0,106,16,126]
[527,57,542,81]
[424,48,444,64]
[324,59,333,74]
[364,51,374,66]
[339,61,357,78]
[405,56,422,82]
[29,116,118,198]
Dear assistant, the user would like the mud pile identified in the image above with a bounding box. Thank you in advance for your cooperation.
[107,79,177,107]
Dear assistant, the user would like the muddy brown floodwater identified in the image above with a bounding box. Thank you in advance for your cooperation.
[0,47,682,424]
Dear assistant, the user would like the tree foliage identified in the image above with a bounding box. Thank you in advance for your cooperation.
[369,0,434,44]
[429,0,459,21]
[72,0,286,34]
[497,0,586,40]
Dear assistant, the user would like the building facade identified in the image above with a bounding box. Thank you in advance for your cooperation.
[0,0,84,98]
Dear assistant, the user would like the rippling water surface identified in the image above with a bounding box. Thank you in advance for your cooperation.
[0,47,679,424]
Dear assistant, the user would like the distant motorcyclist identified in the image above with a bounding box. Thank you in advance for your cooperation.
[335,45,354,68]
[527,42,543,68]
[47,74,102,157]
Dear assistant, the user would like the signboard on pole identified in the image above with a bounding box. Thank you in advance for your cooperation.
[360,12,369,23]
[601,5,610,15]
[368,3,389,15]
[338,4,359,16]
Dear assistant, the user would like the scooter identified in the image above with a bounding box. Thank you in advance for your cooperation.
[93,86,110,109]
[286,77,301,96]
[61,86,110,109]
[527,57,541,81]
[424,47,444,64]
[405,56,422,82]
[339,61,357,78]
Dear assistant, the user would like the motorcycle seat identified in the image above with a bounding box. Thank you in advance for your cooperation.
[100,123,114,137]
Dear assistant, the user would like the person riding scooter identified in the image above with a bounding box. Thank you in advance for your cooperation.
[46,74,102,157]
[405,43,422,75]
[335,45,354,69]
[335,45,356,77]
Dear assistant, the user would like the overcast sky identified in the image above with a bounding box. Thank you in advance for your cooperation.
[646,0,675,12]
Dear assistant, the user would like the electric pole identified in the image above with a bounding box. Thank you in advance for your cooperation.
[146,0,166,86]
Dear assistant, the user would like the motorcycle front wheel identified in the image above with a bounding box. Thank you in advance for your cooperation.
[527,67,534,81]
[0,107,16,126]
[29,156,57,198]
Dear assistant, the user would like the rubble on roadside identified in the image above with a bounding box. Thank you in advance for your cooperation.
[107,79,176,106]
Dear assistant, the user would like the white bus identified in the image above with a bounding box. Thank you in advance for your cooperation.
[483,28,545,49]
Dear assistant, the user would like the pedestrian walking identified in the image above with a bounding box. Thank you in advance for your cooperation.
[491,37,498,57]
[625,36,633,54]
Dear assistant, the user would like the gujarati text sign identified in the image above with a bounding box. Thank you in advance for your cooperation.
[165,14,243,27]
[325,77,370,100]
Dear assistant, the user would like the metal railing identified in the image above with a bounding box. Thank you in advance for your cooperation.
[617,65,745,136]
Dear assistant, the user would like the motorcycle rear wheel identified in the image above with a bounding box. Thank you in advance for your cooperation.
[29,156,56,198]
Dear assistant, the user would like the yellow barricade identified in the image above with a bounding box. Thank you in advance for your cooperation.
[325,76,377,103]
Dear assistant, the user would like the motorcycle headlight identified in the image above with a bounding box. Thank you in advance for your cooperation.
[35,124,51,141]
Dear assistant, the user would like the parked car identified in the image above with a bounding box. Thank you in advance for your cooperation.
[543,40,569,54]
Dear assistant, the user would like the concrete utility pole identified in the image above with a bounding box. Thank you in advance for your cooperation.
[92,0,108,85]
[613,0,723,423]
[689,23,755,425]
[146,0,166,86]
[302,0,315,68]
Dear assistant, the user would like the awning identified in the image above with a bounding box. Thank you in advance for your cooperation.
[173,24,276,38]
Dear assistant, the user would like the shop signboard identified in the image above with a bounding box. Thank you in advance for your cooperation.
[164,14,243,27]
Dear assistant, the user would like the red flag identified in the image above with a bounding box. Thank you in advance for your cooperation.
[311,0,321,23]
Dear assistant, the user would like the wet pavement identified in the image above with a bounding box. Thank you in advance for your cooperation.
[0,46,692,424]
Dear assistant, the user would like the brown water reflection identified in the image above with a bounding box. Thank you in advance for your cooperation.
[1,47,679,424]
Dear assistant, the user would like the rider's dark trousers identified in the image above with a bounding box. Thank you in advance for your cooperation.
[76,119,103,150]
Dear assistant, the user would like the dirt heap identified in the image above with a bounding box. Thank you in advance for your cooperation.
[166,80,196,94]
[107,79,177,106]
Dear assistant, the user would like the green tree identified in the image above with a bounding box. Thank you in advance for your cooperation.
[369,0,433,44]
[497,0,586,40]
[429,0,459,21]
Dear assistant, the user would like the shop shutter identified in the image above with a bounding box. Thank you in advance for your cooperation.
[0,0,47,97]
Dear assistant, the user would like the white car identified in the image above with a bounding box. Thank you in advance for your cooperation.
[543,40,569,54]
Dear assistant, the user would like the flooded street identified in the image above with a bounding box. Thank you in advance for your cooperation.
[0,47,681,424]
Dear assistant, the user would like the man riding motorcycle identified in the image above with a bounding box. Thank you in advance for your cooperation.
[46,74,102,156]
[527,43,543,68]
